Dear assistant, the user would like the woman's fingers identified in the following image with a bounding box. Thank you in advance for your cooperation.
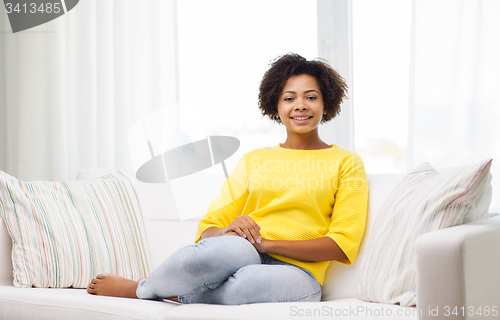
[224,216,262,244]
[239,216,261,244]
[233,227,246,238]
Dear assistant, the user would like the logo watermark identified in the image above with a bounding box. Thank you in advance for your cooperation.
[3,0,80,33]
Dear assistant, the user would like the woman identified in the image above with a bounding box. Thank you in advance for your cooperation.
[87,53,368,304]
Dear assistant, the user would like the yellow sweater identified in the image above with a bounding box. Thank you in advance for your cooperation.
[195,144,368,285]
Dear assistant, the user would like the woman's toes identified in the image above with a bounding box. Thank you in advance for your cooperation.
[96,273,109,280]
[85,273,139,298]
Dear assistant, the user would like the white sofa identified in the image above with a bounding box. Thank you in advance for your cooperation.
[0,169,499,320]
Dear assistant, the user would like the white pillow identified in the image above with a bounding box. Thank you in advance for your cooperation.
[0,170,150,288]
[356,159,492,306]
[439,165,493,223]
[76,168,200,270]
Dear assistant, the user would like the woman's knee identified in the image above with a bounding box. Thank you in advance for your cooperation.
[173,236,259,276]
[222,235,259,257]
[199,235,260,264]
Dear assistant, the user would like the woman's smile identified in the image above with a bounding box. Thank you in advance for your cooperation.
[290,116,313,124]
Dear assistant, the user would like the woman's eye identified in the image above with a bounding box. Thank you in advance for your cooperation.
[284,97,293,101]
[307,96,317,100]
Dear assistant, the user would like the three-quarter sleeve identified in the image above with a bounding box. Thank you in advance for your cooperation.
[195,156,249,242]
[325,153,368,265]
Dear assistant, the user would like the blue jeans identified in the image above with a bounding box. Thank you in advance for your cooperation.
[136,235,322,304]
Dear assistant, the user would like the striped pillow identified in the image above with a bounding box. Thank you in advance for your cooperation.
[356,159,492,307]
[0,171,150,288]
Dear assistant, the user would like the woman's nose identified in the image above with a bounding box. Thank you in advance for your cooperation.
[295,105,308,110]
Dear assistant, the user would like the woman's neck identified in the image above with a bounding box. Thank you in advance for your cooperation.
[280,130,330,150]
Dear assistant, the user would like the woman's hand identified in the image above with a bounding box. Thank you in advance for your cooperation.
[222,216,261,244]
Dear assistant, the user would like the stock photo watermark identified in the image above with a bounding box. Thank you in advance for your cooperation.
[248,155,367,193]
[290,305,422,318]
[289,305,499,318]
[249,155,365,174]
[248,173,367,193]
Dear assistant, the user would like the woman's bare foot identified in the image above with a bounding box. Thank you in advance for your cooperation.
[166,296,179,302]
[86,273,140,299]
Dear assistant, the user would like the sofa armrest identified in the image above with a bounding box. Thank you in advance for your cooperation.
[416,216,500,320]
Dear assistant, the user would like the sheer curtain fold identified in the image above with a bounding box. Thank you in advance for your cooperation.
[95,0,115,168]
[409,0,500,167]
[0,0,178,181]
[3,0,496,208]
[408,0,500,209]
[353,0,498,209]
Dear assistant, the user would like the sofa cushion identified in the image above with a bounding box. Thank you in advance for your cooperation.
[0,217,13,286]
[0,171,150,288]
[0,286,178,320]
[0,285,419,320]
[356,159,492,307]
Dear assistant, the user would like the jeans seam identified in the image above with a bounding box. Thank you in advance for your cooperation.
[181,285,322,304]
[261,255,322,303]
[178,278,227,303]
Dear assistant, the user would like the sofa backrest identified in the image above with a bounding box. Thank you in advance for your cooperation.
[74,170,411,298]
[0,171,405,290]
[1,167,492,293]
[321,174,403,300]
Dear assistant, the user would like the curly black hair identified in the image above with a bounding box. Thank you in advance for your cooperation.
[258,53,347,124]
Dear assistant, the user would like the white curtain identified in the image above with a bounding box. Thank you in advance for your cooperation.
[1,0,320,221]
[408,0,500,209]
[0,0,178,181]
[352,0,499,209]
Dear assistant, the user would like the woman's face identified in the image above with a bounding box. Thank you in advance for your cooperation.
[276,74,325,135]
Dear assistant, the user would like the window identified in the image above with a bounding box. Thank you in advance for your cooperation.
[352,0,412,173]
[132,0,319,219]
[176,0,318,163]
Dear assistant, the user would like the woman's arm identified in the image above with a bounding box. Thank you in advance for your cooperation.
[202,226,346,262]
[201,216,347,262]
[253,237,347,262]
[195,156,250,243]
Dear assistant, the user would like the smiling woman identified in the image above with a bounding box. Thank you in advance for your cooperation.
[257,53,347,150]
[87,53,368,305]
